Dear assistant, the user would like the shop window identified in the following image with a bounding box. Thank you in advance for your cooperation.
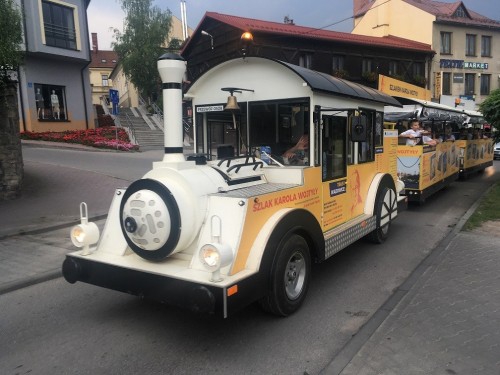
[481,36,491,57]
[440,32,452,54]
[442,72,451,95]
[465,34,476,56]
[42,1,77,50]
[464,73,475,95]
[480,75,490,95]
[34,84,67,121]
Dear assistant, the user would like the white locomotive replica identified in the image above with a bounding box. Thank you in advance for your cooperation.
[63,53,405,318]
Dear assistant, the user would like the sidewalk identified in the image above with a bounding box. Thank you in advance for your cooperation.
[323,198,500,374]
[0,144,129,294]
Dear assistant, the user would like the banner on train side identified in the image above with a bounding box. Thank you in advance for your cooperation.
[397,143,459,190]
[378,75,431,101]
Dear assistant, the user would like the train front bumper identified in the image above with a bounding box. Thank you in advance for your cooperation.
[62,254,263,318]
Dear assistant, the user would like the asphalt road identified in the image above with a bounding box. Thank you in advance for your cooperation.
[1,148,498,374]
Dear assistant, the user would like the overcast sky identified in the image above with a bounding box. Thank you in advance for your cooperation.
[87,0,500,50]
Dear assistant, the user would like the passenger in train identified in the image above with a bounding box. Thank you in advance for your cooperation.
[439,125,455,142]
[458,128,469,140]
[422,126,438,146]
[398,119,425,146]
[283,133,309,164]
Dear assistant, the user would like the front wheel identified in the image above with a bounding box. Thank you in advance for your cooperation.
[260,234,311,316]
[367,186,397,244]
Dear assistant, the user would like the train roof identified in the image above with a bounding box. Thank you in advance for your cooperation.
[187,57,401,108]
[384,97,467,123]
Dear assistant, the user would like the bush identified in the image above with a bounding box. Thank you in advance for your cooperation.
[97,114,115,127]
[20,127,139,152]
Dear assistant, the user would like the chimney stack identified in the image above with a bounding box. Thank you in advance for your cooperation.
[91,32,98,54]
[354,0,371,16]
[157,53,187,163]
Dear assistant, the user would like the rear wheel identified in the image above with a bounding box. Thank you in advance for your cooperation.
[260,234,311,316]
[367,186,397,244]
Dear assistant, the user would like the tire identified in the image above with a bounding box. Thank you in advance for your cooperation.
[367,186,397,244]
[260,234,311,316]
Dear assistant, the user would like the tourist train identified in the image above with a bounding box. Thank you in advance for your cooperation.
[62,54,493,317]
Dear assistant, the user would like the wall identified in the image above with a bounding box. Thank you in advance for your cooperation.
[19,56,94,132]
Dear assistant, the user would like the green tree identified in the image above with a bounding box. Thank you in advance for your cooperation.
[479,88,500,142]
[0,0,23,86]
[113,0,172,102]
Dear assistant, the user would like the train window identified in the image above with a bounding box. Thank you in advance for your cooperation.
[347,110,375,164]
[249,99,309,164]
[322,115,347,181]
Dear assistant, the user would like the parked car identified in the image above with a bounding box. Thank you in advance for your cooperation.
[495,142,500,160]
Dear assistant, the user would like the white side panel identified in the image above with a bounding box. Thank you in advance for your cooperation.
[95,189,129,256]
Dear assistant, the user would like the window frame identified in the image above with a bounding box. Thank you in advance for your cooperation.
[442,72,451,95]
[480,74,490,96]
[41,0,78,50]
[465,34,476,57]
[440,32,452,54]
[464,73,475,96]
[481,35,492,57]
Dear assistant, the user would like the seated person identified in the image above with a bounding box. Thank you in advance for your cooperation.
[399,119,426,146]
[422,126,438,146]
[439,125,455,142]
[283,134,309,164]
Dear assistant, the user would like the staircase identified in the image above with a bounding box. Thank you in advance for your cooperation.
[117,107,164,150]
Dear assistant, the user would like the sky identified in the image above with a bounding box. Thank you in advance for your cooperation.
[87,0,500,51]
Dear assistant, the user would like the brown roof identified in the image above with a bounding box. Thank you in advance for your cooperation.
[90,50,118,69]
[190,12,433,53]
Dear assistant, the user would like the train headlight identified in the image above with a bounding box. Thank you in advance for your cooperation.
[70,202,100,255]
[199,243,233,282]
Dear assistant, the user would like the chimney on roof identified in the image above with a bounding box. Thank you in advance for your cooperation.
[91,32,98,54]
[354,0,371,15]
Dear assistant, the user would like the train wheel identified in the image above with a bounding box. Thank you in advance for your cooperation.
[368,186,396,244]
[260,234,311,316]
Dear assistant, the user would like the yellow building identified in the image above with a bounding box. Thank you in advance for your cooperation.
[89,33,118,106]
[353,0,500,107]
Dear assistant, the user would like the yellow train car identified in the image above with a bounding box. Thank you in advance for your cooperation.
[63,55,405,318]
[385,99,465,203]
[457,110,494,178]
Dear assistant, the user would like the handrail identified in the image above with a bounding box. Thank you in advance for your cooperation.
[122,112,137,145]
[140,94,191,138]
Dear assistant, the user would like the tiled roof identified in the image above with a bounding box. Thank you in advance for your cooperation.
[201,12,433,52]
[90,50,118,69]
[355,1,500,28]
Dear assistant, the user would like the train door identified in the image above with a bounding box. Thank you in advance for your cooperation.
[320,113,349,231]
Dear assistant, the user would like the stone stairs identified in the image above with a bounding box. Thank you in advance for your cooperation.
[117,107,164,150]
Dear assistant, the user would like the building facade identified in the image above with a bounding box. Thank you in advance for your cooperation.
[181,12,434,91]
[89,33,118,105]
[110,15,192,108]
[16,0,94,132]
[352,0,500,109]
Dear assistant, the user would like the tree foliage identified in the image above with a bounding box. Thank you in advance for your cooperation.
[113,0,172,101]
[0,0,23,85]
[479,88,500,142]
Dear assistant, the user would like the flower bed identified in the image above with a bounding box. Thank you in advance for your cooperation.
[20,127,139,152]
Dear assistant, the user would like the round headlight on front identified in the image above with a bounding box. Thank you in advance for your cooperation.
[199,243,233,281]
[70,222,100,248]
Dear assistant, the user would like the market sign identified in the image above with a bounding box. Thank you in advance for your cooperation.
[378,74,431,101]
[440,59,489,70]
